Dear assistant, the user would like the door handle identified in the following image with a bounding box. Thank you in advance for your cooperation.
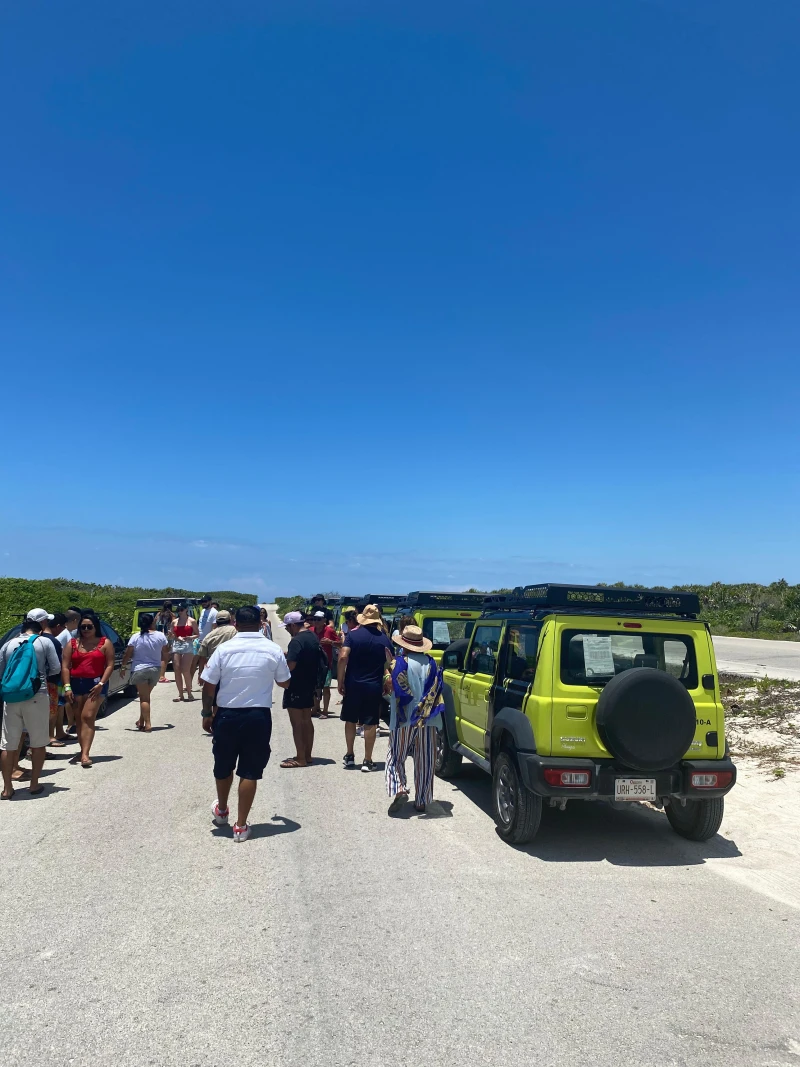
[483,691,490,702]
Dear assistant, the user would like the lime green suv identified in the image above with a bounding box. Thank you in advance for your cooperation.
[393,591,486,664]
[436,584,736,845]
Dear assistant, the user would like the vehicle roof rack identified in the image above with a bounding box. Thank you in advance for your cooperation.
[134,597,198,608]
[482,583,700,617]
[329,595,363,606]
[399,591,488,609]
[363,594,404,606]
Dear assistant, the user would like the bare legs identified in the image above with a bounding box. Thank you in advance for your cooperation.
[344,721,376,762]
[215,773,257,828]
[172,653,194,700]
[286,708,314,766]
[1,746,44,795]
[74,692,103,766]
[136,682,155,730]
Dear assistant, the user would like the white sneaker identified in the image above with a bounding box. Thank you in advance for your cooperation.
[233,823,251,843]
[211,802,229,826]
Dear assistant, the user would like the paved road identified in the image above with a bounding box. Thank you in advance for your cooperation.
[2,610,799,1066]
[713,634,800,681]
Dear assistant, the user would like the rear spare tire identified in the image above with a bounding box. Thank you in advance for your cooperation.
[596,667,695,772]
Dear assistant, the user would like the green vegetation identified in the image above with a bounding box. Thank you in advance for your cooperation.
[0,577,257,639]
[275,595,306,618]
[277,580,800,637]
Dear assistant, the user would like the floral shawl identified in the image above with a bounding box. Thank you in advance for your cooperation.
[391,652,444,727]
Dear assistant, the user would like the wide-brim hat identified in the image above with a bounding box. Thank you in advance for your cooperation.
[393,625,432,653]
[357,604,385,628]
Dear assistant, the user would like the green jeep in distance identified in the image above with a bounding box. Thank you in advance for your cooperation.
[436,584,736,846]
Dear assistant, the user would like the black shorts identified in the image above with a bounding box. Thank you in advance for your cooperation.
[283,688,315,711]
[340,687,384,726]
[212,706,272,781]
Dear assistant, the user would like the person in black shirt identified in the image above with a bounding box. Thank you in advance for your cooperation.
[337,604,393,772]
[280,612,324,768]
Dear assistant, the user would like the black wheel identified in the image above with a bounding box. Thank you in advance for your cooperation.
[123,684,138,697]
[435,725,463,779]
[96,697,109,719]
[492,750,542,844]
[666,797,724,841]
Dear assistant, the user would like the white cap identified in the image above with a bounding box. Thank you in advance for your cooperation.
[27,608,54,623]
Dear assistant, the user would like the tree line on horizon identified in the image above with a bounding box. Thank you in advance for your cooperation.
[277,581,800,638]
[0,577,258,638]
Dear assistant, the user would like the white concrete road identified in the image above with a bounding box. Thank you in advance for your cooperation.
[1,608,799,1067]
[713,634,800,681]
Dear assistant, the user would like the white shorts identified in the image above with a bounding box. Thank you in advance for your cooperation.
[1,688,51,750]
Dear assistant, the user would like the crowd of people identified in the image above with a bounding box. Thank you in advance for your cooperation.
[0,595,444,844]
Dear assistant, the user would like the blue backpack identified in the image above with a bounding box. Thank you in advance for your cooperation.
[1,635,42,703]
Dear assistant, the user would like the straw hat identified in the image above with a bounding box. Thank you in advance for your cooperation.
[357,604,385,628]
[393,625,432,653]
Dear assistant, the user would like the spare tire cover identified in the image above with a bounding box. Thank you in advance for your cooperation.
[595,667,696,772]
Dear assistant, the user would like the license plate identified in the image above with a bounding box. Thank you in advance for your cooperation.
[614,778,656,802]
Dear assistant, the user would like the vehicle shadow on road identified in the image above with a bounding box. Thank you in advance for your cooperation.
[211,815,302,840]
[449,765,742,867]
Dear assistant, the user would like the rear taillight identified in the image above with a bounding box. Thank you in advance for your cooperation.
[690,771,733,789]
[543,769,591,787]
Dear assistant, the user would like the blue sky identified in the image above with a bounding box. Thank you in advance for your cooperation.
[1,0,798,599]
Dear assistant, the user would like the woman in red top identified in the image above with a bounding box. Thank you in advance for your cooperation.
[168,602,199,702]
[61,611,115,768]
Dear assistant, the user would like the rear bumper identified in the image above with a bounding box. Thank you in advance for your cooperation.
[517,754,737,799]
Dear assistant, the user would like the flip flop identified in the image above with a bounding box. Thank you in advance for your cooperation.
[280,758,306,769]
[49,739,67,748]
[0,790,14,800]
[81,759,93,769]
[173,697,185,702]
[28,785,44,795]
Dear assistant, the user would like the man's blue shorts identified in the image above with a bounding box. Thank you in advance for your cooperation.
[212,706,272,781]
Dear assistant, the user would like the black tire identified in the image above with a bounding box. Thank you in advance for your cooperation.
[123,684,138,697]
[435,725,463,779]
[96,697,109,719]
[492,750,542,844]
[666,797,724,841]
[596,667,696,772]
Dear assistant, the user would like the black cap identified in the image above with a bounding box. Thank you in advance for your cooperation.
[200,594,211,603]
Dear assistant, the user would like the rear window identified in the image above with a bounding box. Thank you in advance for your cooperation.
[560,629,698,689]
[422,617,476,651]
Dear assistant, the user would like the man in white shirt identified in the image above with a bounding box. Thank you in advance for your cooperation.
[197,596,218,640]
[200,606,291,842]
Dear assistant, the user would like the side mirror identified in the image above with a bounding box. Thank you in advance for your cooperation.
[443,649,465,671]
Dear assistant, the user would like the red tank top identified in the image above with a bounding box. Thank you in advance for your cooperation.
[70,637,107,678]
[173,622,193,637]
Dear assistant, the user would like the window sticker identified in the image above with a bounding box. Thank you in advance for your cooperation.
[582,635,615,677]
[432,621,452,644]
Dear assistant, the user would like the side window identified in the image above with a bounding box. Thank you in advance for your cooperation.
[503,625,541,682]
[466,625,502,676]
[101,621,123,649]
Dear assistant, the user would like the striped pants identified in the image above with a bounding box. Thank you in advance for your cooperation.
[385,721,436,807]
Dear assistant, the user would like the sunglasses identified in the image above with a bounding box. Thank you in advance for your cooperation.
[80,623,96,631]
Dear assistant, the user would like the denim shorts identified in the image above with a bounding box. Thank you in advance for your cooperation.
[212,706,272,781]
[70,676,109,697]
